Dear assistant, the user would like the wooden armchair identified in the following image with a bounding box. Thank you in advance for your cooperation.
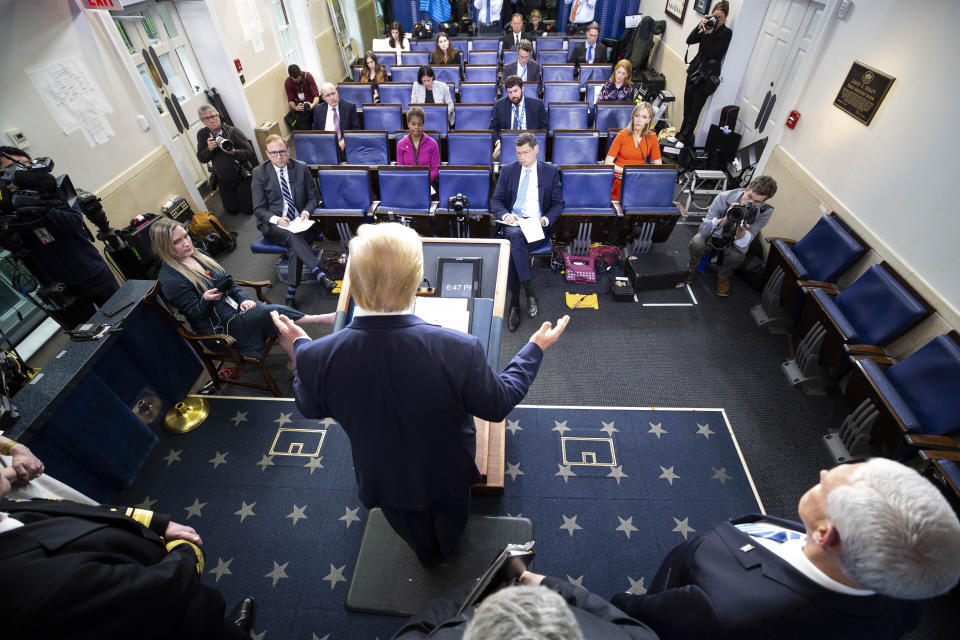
[145,281,283,397]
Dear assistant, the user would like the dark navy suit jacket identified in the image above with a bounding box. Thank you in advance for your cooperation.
[251,158,317,234]
[292,315,543,510]
[491,160,564,226]
[610,514,921,640]
[310,99,361,132]
[490,96,547,141]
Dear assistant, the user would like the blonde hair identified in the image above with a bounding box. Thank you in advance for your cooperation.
[609,59,633,84]
[629,102,655,139]
[265,134,286,147]
[149,217,223,291]
[347,223,423,312]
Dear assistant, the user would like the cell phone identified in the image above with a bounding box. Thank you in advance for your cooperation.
[215,276,234,293]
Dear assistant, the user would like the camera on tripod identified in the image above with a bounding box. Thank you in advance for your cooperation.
[707,202,758,252]
[214,134,235,152]
[447,193,470,221]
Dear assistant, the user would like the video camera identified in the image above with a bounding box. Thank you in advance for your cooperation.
[707,202,758,252]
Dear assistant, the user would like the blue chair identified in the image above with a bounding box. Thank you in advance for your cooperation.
[313,167,373,249]
[411,103,450,135]
[469,50,500,65]
[594,102,635,132]
[378,83,412,110]
[460,82,497,103]
[833,334,960,461]
[523,83,539,101]
[785,263,932,393]
[500,130,547,165]
[548,102,589,133]
[752,213,867,332]
[567,37,586,54]
[362,104,402,135]
[435,166,494,238]
[541,64,575,83]
[433,64,462,91]
[447,131,493,167]
[536,38,566,51]
[552,130,599,165]
[352,66,362,81]
[293,132,339,166]
[471,38,500,50]
[454,103,494,130]
[617,165,682,254]
[379,56,396,77]
[402,51,430,66]
[543,81,580,107]
[556,165,617,246]
[579,64,611,88]
[390,65,420,84]
[465,65,499,83]
[409,39,433,52]
[375,166,434,236]
[450,39,468,56]
[538,50,570,65]
[343,130,389,165]
[586,81,605,110]
[337,82,373,107]
[503,50,518,66]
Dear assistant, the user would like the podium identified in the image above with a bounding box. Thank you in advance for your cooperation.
[334,238,511,494]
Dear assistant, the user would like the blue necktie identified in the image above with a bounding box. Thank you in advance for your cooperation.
[736,522,806,543]
[513,168,531,216]
[512,103,526,130]
[483,0,490,23]
[279,168,296,220]
[587,44,594,64]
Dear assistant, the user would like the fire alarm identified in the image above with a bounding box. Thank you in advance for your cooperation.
[234,58,243,73]
[786,110,801,129]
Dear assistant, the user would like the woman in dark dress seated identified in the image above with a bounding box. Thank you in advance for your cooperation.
[598,59,635,102]
[429,32,462,67]
[150,218,332,368]
[359,51,388,102]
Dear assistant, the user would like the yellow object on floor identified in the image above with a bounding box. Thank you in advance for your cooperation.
[565,292,599,310]
[334,280,342,294]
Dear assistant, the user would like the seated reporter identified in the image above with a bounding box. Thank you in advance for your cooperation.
[360,51,389,102]
[604,102,662,200]
[429,33,462,67]
[397,106,440,186]
[150,218,332,369]
[598,59,636,102]
[0,466,256,639]
[491,132,564,332]
[410,65,455,127]
[610,458,960,640]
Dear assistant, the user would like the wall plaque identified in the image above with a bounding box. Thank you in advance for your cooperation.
[833,61,895,126]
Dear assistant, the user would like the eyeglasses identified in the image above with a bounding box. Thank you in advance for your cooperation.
[200,114,219,121]
[267,149,290,156]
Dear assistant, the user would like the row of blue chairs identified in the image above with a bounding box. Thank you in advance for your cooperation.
[405,35,578,54]
[350,64,612,91]
[369,47,585,71]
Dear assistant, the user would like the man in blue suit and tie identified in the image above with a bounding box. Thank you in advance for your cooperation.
[490,75,547,161]
[610,458,960,640]
[272,223,570,566]
[492,132,564,332]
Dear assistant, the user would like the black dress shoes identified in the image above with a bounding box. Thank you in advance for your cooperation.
[318,274,337,294]
[508,306,521,332]
[526,295,539,318]
[229,596,256,632]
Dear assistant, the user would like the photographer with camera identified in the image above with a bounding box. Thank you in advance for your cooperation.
[679,1,732,146]
[686,175,777,297]
[284,64,320,128]
[196,105,255,217]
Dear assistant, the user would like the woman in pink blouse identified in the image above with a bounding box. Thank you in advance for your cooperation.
[396,106,440,186]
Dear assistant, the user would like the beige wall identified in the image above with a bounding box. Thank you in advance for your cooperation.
[244,61,294,139]
[651,40,687,128]
[316,29,349,82]
[98,146,197,226]
[208,0,283,82]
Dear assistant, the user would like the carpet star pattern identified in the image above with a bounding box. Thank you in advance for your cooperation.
[506,461,524,482]
[712,466,731,485]
[658,465,680,485]
[607,465,628,484]
[567,575,584,588]
[339,506,360,528]
[673,516,696,540]
[256,455,275,472]
[318,417,337,427]
[184,498,206,520]
[163,449,182,466]
[648,422,667,439]
[135,495,157,510]
[208,451,228,469]
[303,456,325,473]
[274,411,293,426]
[251,631,266,640]
[209,557,233,582]
[696,423,714,439]
[235,501,256,523]
[506,419,522,435]
[552,420,570,435]
[559,514,583,537]
[600,420,619,436]
[312,635,330,640]
[555,463,577,482]
[230,410,248,426]
[616,516,639,539]
[265,561,289,587]
[323,564,347,590]
[626,576,647,595]
[286,504,308,526]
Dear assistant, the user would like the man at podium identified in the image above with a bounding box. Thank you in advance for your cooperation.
[272,224,569,566]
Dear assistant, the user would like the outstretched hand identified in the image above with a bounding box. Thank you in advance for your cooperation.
[271,311,310,361]
[528,315,570,351]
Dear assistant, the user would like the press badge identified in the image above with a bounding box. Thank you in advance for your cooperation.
[298,91,305,100]
[34,227,54,244]
[224,295,239,310]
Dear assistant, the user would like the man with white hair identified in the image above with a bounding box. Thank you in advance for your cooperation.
[610,458,960,639]
[310,82,360,153]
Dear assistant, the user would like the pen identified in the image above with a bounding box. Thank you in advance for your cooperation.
[570,294,588,310]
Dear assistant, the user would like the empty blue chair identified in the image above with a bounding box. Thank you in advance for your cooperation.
[536,38,566,51]
[447,131,493,167]
[454,103,494,130]
[293,132,339,166]
[552,130,599,165]
[594,102,635,131]
[362,104,402,135]
[501,130,547,164]
[556,165,617,245]
[433,64,462,91]
[352,66,362,81]
[409,39,433,52]
[460,82,497,103]
[450,39,468,56]
[538,50,569,65]
[402,51,430,66]
[503,50,518,66]
[378,83,412,110]
[465,65,499,83]
[523,83,539,101]
[543,81,580,107]
[375,167,433,235]
[469,50,500,65]
[343,130,389,165]
[618,165,682,255]
[380,56,396,77]
[390,66,420,84]
[314,167,372,248]
[337,82,373,107]
[579,64,612,88]
[435,167,494,238]
[542,64,575,83]
[471,38,500,51]
[548,102,589,133]
[411,103,450,135]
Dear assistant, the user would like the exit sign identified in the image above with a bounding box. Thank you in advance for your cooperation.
[83,0,125,10]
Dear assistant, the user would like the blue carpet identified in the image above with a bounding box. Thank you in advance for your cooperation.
[119,399,762,640]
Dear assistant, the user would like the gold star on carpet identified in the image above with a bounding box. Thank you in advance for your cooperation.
[209,557,233,582]
[256,455,275,472]
[135,495,157,510]
[162,449,182,466]
[275,411,293,426]
[567,575,584,588]
[184,498,207,520]
[208,451,228,469]
[230,411,248,426]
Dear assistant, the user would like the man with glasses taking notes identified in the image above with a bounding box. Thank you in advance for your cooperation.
[196,104,255,216]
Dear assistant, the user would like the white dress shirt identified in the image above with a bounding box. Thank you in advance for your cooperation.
[268,164,308,224]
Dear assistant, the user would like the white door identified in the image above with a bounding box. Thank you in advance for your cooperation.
[737,0,825,145]
[112,1,209,187]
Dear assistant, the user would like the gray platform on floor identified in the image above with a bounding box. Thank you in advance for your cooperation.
[345,508,534,617]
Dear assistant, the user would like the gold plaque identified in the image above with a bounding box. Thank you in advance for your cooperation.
[833,61,895,126]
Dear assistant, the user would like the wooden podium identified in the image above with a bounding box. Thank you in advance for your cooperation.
[334,237,512,494]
